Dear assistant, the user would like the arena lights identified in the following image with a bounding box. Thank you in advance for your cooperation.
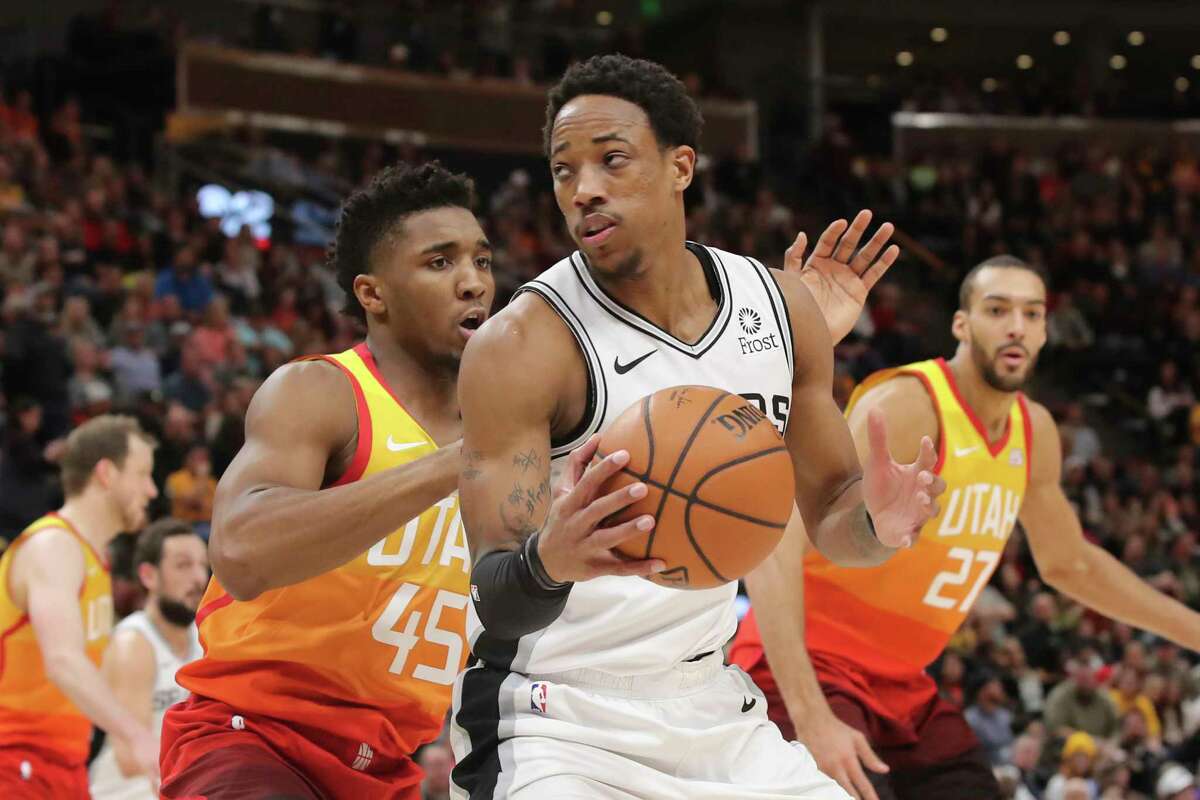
[1053,30,1071,46]
[930,27,948,43]
[1192,55,1200,70]
[1110,54,1128,70]
[896,51,914,67]
[1177,77,1191,93]
[596,10,613,26]
[1016,54,1034,70]
[1127,31,1145,46]
[982,77,998,93]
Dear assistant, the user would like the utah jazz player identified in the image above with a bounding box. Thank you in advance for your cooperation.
[733,256,1200,800]
[159,162,493,800]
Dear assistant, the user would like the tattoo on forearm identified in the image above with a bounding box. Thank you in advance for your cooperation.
[499,469,552,541]
[462,448,484,481]
[513,450,542,472]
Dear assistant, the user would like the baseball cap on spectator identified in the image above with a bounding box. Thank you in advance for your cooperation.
[1157,763,1196,799]
[1063,731,1098,760]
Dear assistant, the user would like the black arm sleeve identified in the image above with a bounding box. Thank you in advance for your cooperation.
[469,533,572,640]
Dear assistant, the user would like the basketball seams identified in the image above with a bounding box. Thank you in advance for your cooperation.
[681,445,791,584]
[605,461,790,529]
[644,392,728,560]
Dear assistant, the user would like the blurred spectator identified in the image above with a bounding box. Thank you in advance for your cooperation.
[163,343,212,414]
[1156,763,1197,800]
[0,398,64,541]
[165,444,216,538]
[1044,732,1099,800]
[1110,668,1164,742]
[155,246,213,314]
[66,337,113,421]
[417,740,452,800]
[968,672,1017,766]
[108,322,163,399]
[1045,662,1121,740]
[1060,402,1103,465]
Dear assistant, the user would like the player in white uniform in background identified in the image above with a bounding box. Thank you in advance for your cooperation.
[452,54,946,799]
[90,518,207,799]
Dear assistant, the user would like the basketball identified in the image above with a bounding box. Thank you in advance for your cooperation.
[596,385,795,590]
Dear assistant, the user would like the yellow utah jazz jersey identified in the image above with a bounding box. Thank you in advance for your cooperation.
[804,358,1032,677]
[177,342,471,757]
[0,513,113,764]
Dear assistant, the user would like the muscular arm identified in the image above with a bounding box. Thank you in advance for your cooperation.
[1021,402,1200,651]
[457,297,564,561]
[100,628,155,777]
[746,375,933,797]
[774,269,897,567]
[18,532,147,744]
[209,358,461,600]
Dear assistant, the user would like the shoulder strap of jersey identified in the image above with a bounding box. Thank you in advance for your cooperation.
[844,359,947,473]
[291,345,372,486]
[738,253,795,380]
[514,279,608,459]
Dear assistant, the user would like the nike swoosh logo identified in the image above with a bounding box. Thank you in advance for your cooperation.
[741,697,757,713]
[386,436,428,452]
[614,350,656,375]
[954,446,979,457]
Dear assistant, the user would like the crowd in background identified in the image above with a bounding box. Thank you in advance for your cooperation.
[3,41,1200,797]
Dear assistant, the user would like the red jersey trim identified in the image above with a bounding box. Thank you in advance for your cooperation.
[194,593,234,626]
[46,513,110,572]
[352,343,436,448]
[935,358,1012,457]
[1017,393,1033,485]
[902,368,947,474]
[298,353,374,487]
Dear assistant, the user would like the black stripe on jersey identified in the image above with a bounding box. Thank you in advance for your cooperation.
[746,255,794,379]
[450,663,507,800]
[515,281,608,457]
[567,244,732,358]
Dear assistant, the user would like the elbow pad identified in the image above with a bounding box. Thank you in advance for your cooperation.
[469,534,572,640]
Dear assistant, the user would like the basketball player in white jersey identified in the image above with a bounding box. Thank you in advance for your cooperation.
[91,518,206,799]
[451,54,947,799]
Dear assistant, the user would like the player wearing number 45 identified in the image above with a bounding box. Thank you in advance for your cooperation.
[733,255,1200,800]
[159,163,496,800]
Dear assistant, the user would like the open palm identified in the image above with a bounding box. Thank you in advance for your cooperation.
[861,409,944,548]
[784,209,899,345]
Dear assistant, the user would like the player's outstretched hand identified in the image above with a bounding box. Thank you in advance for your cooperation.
[799,711,889,800]
[861,408,946,548]
[783,209,899,345]
[537,434,665,583]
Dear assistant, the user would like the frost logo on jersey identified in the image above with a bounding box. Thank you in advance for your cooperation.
[351,742,374,771]
[530,682,549,713]
[738,307,762,335]
[736,306,780,355]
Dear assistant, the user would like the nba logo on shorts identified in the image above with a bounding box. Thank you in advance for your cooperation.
[1009,448,1024,467]
[530,682,549,713]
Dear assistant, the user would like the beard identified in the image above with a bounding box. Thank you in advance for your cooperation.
[158,595,197,627]
[971,336,1037,392]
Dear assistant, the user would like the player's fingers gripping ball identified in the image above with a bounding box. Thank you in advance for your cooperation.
[597,385,794,589]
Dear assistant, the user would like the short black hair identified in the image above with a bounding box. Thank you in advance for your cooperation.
[543,54,703,156]
[134,517,198,570]
[330,161,476,322]
[958,255,1049,310]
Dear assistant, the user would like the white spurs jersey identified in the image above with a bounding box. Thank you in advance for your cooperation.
[89,611,201,800]
[471,242,793,676]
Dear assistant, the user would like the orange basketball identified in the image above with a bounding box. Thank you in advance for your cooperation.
[597,385,794,590]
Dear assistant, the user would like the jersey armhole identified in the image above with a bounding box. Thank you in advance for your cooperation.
[293,354,372,487]
[856,370,946,474]
[514,282,607,457]
[1017,393,1033,485]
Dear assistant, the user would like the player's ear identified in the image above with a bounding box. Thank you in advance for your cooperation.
[353,273,386,318]
[93,458,117,489]
[951,309,969,343]
[668,145,696,193]
[137,561,157,594]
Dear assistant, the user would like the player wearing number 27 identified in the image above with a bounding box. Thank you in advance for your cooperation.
[732,255,1200,800]
[159,163,494,799]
